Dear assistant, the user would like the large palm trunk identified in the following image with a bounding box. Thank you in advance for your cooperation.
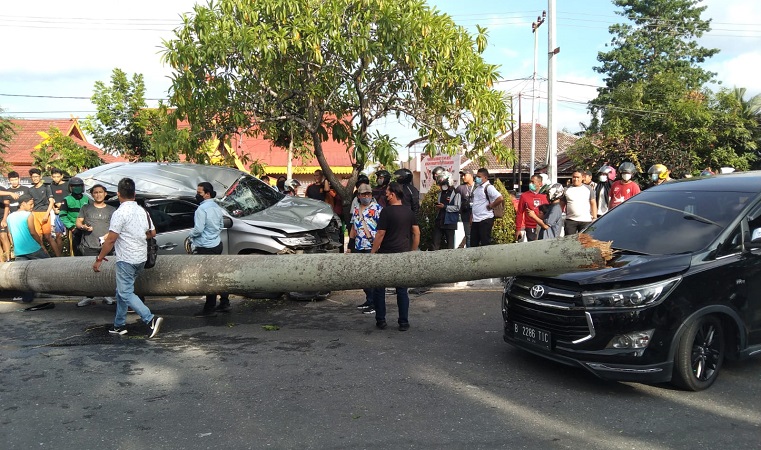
[0,235,611,297]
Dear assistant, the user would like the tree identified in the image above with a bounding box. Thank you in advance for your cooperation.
[161,0,512,223]
[0,110,14,172]
[31,126,104,175]
[591,0,718,128]
[83,68,159,161]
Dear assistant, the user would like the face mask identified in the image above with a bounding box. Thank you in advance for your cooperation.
[599,175,607,183]
[72,186,83,195]
[529,183,537,192]
[474,178,483,186]
[195,194,204,203]
[440,184,449,191]
[359,197,372,206]
[622,173,632,181]
[651,173,659,181]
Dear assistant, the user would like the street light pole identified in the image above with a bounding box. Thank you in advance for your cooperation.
[530,11,546,178]
[547,0,559,183]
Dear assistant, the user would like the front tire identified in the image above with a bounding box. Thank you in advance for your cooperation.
[672,315,724,391]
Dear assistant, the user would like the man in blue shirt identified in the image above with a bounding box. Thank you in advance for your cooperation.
[189,182,229,317]
[7,194,48,302]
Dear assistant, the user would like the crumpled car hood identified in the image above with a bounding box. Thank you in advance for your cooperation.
[240,196,335,233]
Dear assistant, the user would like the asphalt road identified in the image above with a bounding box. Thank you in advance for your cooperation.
[0,288,759,450]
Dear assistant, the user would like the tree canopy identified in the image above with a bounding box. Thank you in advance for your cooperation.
[0,106,14,171]
[31,126,104,176]
[161,0,512,214]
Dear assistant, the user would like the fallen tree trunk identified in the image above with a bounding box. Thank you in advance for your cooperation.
[0,235,612,297]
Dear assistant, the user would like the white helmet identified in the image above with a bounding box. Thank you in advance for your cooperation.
[284,178,301,194]
[546,183,565,202]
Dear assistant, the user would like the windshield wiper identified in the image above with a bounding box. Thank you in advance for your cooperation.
[627,200,721,227]
[611,247,651,256]
[683,214,721,227]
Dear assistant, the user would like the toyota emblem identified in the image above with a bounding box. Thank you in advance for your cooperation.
[530,285,546,299]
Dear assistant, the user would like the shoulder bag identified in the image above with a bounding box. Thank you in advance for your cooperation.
[143,208,158,269]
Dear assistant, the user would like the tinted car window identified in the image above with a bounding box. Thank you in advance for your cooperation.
[586,190,752,255]
[218,176,284,217]
[146,200,197,233]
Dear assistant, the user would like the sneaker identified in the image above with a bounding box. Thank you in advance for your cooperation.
[77,297,96,307]
[376,320,387,330]
[215,302,232,313]
[102,297,116,305]
[108,325,127,336]
[362,307,376,315]
[148,316,164,338]
[193,309,217,318]
[12,297,23,302]
[356,302,373,309]
[399,322,410,332]
[384,288,396,296]
[409,287,430,295]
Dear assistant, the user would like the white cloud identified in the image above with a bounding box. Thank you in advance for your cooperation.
[705,51,761,95]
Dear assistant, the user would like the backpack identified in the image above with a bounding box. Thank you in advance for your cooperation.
[484,184,505,219]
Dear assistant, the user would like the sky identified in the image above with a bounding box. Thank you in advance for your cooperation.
[1,0,760,151]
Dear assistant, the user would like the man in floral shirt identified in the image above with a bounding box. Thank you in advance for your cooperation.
[349,183,383,314]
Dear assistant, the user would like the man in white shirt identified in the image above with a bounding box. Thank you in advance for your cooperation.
[92,178,163,338]
[470,168,504,247]
[564,171,597,235]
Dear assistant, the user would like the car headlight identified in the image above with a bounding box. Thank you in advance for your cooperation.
[582,277,681,309]
[275,235,321,247]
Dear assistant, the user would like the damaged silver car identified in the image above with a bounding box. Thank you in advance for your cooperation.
[77,162,344,258]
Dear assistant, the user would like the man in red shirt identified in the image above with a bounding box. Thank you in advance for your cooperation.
[608,162,641,210]
[515,173,548,242]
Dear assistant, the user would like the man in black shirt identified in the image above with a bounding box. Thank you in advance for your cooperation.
[0,171,26,261]
[370,182,420,331]
[305,169,328,201]
[28,168,61,256]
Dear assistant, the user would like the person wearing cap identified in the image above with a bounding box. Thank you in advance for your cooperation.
[75,183,116,307]
[7,193,48,302]
[456,169,476,247]
[349,183,383,313]
[189,181,230,317]
[60,177,90,256]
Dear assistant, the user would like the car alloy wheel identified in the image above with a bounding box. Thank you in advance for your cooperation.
[673,315,725,391]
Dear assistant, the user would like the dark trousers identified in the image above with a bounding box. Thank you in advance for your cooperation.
[526,227,539,242]
[15,249,49,302]
[375,287,409,325]
[564,219,590,235]
[355,249,384,305]
[195,242,229,310]
[470,218,495,247]
[461,212,472,247]
[432,227,455,250]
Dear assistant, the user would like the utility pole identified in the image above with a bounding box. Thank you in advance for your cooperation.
[517,93,522,191]
[547,0,559,183]
[530,10,546,178]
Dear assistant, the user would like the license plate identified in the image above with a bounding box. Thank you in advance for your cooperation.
[512,321,551,350]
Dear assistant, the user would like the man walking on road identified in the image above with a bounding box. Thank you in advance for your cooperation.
[189,181,230,318]
[92,178,163,338]
[370,182,419,331]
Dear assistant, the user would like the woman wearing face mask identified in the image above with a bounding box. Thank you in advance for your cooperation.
[594,165,615,217]
[432,171,460,250]
[189,181,230,317]
[349,183,383,313]
[608,162,641,210]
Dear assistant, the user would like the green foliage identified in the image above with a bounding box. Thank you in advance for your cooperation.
[419,185,441,251]
[162,0,513,211]
[593,0,718,122]
[31,127,103,175]
[0,106,15,172]
[490,179,516,245]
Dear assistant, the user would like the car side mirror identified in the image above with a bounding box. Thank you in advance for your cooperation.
[223,216,233,229]
[747,228,761,249]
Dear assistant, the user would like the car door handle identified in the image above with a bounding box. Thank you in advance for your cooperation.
[159,243,178,250]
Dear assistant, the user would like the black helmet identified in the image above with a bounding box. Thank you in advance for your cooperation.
[394,168,413,185]
[68,177,84,192]
[618,162,637,175]
[355,174,370,189]
[375,170,391,187]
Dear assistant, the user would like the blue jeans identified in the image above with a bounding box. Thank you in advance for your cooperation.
[114,261,154,327]
[15,248,49,302]
[374,287,409,325]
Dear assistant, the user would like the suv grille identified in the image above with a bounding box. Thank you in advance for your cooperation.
[506,279,591,343]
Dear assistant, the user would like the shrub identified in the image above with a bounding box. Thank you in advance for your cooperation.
[419,185,441,251]
[490,179,516,244]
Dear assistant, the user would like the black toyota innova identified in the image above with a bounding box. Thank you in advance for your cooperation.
[502,172,761,390]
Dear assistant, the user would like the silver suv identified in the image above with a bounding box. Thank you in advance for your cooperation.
[77,162,343,256]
